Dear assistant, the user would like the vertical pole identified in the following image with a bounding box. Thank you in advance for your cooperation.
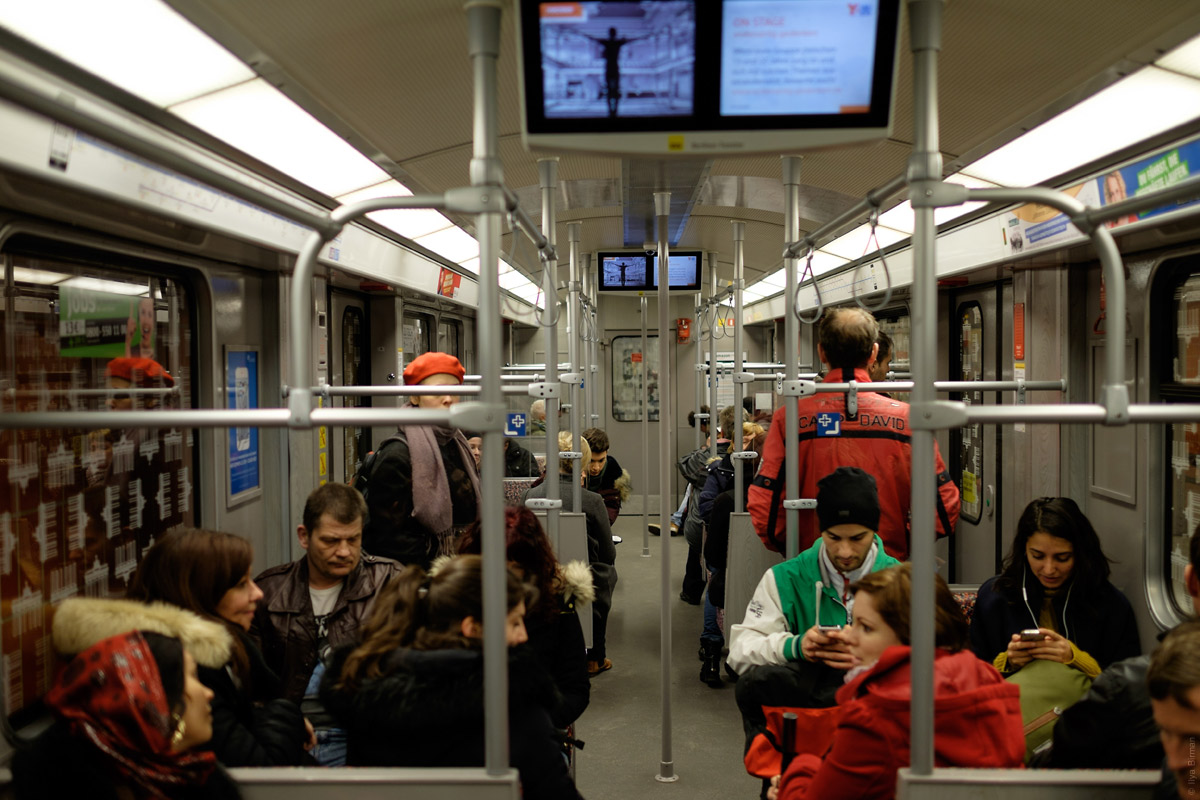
[694,287,704,452]
[708,253,719,461]
[568,222,583,512]
[538,158,564,530]
[587,255,599,428]
[641,295,651,558]
[732,222,746,510]
[654,191,678,783]
[465,0,507,774]
[907,0,945,777]
[782,156,802,559]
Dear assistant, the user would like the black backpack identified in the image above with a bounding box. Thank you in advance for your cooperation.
[351,433,405,502]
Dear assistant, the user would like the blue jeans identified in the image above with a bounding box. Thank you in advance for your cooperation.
[702,566,723,646]
[671,485,691,527]
[311,727,348,767]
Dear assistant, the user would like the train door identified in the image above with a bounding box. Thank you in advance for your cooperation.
[329,291,370,484]
[950,284,1011,583]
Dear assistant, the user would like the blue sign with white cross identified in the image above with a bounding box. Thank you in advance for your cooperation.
[505,412,527,437]
[816,412,842,437]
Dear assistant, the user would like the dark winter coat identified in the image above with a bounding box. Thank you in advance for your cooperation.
[968,569,1141,673]
[584,454,626,523]
[251,553,403,704]
[523,478,617,615]
[527,561,594,728]
[199,628,309,767]
[504,437,541,477]
[361,427,478,568]
[13,721,243,800]
[320,645,583,800]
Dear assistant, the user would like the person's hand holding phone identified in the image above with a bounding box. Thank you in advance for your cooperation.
[801,625,858,670]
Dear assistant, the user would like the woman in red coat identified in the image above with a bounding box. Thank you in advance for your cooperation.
[771,563,1024,800]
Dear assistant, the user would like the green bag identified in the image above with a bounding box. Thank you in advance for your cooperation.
[1005,659,1093,762]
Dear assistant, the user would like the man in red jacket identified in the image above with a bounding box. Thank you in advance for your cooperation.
[747,308,959,560]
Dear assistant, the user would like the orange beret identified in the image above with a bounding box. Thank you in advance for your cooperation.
[403,352,465,385]
[106,357,175,388]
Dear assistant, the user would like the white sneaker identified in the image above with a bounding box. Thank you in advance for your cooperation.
[612,535,623,544]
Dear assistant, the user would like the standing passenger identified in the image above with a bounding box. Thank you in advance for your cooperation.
[361,351,480,567]
[321,556,584,800]
[252,483,402,766]
[748,307,959,560]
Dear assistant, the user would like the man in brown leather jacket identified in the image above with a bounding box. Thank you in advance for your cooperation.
[250,482,402,765]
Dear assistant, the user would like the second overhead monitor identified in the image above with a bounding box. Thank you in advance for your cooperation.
[598,251,702,291]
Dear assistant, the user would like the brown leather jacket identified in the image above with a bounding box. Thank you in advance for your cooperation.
[250,553,402,704]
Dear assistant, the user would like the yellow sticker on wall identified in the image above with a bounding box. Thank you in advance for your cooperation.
[319,427,327,448]
[667,135,684,152]
[962,471,977,505]
[318,452,327,477]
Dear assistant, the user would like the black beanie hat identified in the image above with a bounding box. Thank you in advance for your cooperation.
[816,467,881,532]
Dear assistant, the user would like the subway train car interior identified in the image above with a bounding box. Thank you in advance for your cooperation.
[1,0,1200,797]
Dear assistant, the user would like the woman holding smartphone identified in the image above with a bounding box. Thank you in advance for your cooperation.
[968,497,1140,678]
[769,564,1024,799]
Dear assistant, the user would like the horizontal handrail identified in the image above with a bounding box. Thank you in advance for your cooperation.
[316,384,530,397]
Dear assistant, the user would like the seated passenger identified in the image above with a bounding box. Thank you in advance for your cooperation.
[582,427,631,523]
[730,467,900,754]
[458,506,592,728]
[1037,526,1200,770]
[770,564,1024,800]
[529,398,547,434]
[13,597,240,800]
[969,497,1140,678]
[504,436,541,477]
[361,352,481,568]
[129,529,314,767]
[464,431,482,469]
[321,556,583,800]
[1148,620,1200,800]
[523,431,618,677]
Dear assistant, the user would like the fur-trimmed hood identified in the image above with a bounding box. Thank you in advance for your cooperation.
[614,468,632,504]
[52,597,233,668]
[557,560,594,606]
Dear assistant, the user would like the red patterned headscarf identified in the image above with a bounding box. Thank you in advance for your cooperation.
[44,631,215,799]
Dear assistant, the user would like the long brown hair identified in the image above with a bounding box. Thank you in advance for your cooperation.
[336,555,526,690]
[849,563,969,652]
[128,528,253,680]
[458,507,558,621]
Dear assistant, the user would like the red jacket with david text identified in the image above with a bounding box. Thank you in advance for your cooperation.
[778,646,1025,800]
[747,367,959,560]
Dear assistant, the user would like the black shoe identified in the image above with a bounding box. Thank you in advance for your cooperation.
[679,590,701,605]
[669,524,682,536]
[648,523,662,536]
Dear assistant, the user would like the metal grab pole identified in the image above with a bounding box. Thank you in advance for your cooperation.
[465,0,508,776]
[907,0,945,778]
[782,156,802,559]
[642,295,651,558]
[694,288,704,452]
[568,221,583,512]
[732,222,746,510]
[539,158,566,529]
[654,191,677,783]
[708,253,719,462]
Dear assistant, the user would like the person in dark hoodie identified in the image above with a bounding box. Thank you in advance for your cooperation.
[321,555,583,800]
[128,529,313,767]
[969,497,1140,679]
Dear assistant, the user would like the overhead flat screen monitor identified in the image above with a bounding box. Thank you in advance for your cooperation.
[516,0,901,156]
[599,251,702,291]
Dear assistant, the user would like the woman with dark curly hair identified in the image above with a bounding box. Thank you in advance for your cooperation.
[459,506,593,727]
[969,497,1140,677]
[129,528,313,766]
[321,555,583,800]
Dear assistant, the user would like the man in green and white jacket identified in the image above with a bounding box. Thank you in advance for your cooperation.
[729,466,900,750]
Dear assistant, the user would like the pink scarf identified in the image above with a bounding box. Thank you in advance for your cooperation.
[408,425,480,553]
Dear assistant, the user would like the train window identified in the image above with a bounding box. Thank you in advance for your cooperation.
[955,303,985,525]
[612,335,659,421]
[341,305,368,482]
[437,317,461,359]
[402,312,431,366]
[1155,264,1200,617]
[0,253,196,721]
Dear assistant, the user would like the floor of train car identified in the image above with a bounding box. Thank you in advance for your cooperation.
[574,514,752,800]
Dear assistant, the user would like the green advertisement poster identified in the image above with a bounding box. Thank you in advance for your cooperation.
[58,286,154,359]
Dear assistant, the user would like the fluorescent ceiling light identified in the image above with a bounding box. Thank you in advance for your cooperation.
[171,79,390,197]
[412,226,480,265]
[457,258,480,274]
[820,225,908,262]
[60,277,149,295]
[14,267,69,285]
[0,0,254,106]
[960,66,1200,187]
[878,173,998,231]
[499,271,528,290]
[337,182,455,240]
[1157,33,1200,80]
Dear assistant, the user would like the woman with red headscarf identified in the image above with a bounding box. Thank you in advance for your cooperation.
[12,597,242,799]
[360,352,481,569]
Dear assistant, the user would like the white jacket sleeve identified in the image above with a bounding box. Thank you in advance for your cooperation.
[728,570,799,672]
